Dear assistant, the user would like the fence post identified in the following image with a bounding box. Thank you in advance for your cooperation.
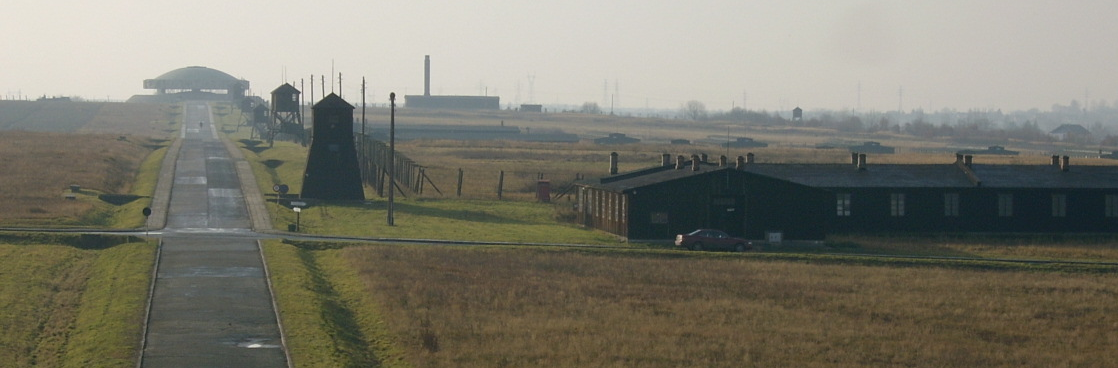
[456,168,464,197]
[497,170,505,200]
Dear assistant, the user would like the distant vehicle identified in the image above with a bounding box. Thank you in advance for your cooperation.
[675,229,752,252]
[849,141,896,154]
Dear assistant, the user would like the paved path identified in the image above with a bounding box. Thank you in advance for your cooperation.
[140,102,288,367]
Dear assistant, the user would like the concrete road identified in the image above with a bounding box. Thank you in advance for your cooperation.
[140,102,288,367]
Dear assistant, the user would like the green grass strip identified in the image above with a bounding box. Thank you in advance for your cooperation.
[63,241,156,368]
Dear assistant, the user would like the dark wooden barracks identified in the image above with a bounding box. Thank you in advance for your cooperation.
[575,152,1118,241]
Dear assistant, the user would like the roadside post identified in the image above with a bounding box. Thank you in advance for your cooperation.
[290,201,306,232]
[142,207,152,237]
[293,207,301,232]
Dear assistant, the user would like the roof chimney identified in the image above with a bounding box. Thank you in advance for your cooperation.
[719,155,728,167]
[736,156,746,170]
[964,155,973,167]
[857,153,867,171]
[1051,155,1060,166]
[675,155,685,170]
[1061,155,1070,172]
[700,153,708,163]
[661,153,672,167]
[609,152,618,175]
[691,154,701,171]
[747,152,755,163]
[851,152,860,165]
[955,153,964,164]
[424,55,431,96]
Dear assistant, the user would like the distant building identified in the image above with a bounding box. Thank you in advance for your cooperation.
[594,133,640,145]
[1049,124,1090,141]
[722,137,769,148]
[402,55,499,110]
[368,124,578,142]
[520,104,543,112]
[849,141,895,154]
[129,66,249,103]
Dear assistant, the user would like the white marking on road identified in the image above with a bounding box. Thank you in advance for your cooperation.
[175,176,207,184]
[209,188,243,198]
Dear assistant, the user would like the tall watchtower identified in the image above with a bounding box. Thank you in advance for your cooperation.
[270,83,304,145]
[301,93,364,200]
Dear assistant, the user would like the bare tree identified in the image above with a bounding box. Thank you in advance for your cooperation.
[580,102,602,114]
[680,100,707,121]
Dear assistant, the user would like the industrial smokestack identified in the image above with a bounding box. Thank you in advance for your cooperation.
[609,152,619,175]
[424,55,431,96]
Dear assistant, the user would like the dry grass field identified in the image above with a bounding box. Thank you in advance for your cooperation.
[0,100,174,136]
[270,243,1118,368]
[0,100,176,227]
[0,131,161,226]
[77,102,179,137]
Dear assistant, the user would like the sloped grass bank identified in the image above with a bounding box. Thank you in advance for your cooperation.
[0,234,154,367]
[263,240,405,368]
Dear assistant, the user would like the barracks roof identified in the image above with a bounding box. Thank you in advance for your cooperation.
[581,159,1118,192]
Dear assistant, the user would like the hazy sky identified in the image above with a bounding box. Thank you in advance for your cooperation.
[3,0,1116,112]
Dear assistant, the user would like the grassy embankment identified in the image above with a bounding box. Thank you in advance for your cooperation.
[0,234,154,367]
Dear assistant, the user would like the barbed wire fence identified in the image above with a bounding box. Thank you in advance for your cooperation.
[356,135,585,202]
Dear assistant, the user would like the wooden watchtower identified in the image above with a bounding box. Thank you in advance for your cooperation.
[270,83,304,145]
[301,93,364,200]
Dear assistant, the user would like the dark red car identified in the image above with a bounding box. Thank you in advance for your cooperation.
[675,229,752,252]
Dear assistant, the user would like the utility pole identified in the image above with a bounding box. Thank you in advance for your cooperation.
[388,92,396,226]
[361,77,367,139]
[360,77,366,173]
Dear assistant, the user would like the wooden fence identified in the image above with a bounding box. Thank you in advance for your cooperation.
[355,135,582,202]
